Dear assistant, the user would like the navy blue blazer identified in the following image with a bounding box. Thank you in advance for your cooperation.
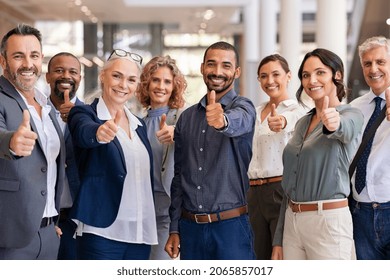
[67,98,154,228]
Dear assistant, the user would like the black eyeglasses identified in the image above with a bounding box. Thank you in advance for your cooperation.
[108,49,143,65]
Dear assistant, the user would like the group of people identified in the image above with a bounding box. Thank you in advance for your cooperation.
[0,23,389,260]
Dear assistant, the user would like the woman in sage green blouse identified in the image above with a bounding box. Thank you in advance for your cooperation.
[271,48,363,260]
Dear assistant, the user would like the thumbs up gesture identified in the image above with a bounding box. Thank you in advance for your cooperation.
[59,90,74,122]
[10,110,38,156]
[320,96,340,132]
[267,103,286,132]
[96,110,121,143]
[206,90,225,129]
[156,113,175,144]
[386,88,390,121]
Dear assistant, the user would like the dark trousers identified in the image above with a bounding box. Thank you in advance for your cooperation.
[57,208,77,260]
[247,181,283,259]
[179,214,256,260]
[76,233,151,260]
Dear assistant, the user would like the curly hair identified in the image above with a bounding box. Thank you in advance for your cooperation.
[137,55,187,109]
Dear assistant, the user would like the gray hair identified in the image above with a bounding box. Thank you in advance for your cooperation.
[358,36,390,64]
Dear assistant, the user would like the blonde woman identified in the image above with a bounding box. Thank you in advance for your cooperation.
[68,50,157,259]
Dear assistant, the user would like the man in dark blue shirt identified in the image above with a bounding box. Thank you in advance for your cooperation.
[165,41,256,260]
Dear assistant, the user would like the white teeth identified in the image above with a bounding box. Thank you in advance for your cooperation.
[20,72,34,76]
[267,86,278,90]
[370,75,382,80]
[60,83,71,88]
[310,87,322,91]
[113,89,127,96]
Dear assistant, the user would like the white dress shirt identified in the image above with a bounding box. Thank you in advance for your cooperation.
[19,89,61,218]
[248,99,306,179]
[350,89,390,203]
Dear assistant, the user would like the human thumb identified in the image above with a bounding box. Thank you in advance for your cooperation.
[160,114,167,130]
[21,110,31,130]
[385,88,390,109]
[322,96,329,113]
[207,90,216,105]
[64,89,70,103]
[271,103,277,117]
[114,110,122,125]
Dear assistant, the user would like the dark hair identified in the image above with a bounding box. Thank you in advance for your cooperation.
[137,55,187,109]
[257,54,290,75]
[203,41,239,67]
[296,48,346,104]
[0,24,42,57]
[47,52,81,73]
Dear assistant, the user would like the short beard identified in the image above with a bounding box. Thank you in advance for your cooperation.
[53,80,76,101]
[5,64,40,92]
[205,74,233,94]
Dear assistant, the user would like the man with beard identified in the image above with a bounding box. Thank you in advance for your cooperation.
[165,41,256,260]
[0,24,65,259]
[46,52,83,259]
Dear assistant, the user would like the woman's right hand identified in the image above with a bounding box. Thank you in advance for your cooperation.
[271,246,283,260]
[267,104,286,132]
[96,111,121,143]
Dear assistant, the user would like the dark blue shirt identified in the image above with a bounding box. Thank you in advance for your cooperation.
[169,89,256,232]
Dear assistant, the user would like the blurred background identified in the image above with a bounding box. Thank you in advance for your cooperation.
[0,0,389,107]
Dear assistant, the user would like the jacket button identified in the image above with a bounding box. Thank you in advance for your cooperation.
[41,191,46,196]
[41,167,47,172]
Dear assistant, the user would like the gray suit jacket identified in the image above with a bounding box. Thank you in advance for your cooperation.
[161,107,186,197]
[0,76,66,249]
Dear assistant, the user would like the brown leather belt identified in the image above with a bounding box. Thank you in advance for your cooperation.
[181,205,248,224]
[289,199,348,213]
[250,176,282,186]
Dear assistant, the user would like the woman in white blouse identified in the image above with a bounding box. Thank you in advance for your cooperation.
[68,49,157,259]
[247,54,305,259]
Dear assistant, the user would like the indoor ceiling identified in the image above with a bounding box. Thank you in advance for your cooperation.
[0,0,246,35]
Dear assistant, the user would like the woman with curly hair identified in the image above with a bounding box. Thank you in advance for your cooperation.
[137,55,187,260]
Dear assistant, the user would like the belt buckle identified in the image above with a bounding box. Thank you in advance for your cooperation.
[41,217,51,227]
[194,213,212,224]
[259,179,264,185]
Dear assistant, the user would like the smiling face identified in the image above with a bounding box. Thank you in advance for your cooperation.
[100,58,140,107]
[361,45,390,95]
[258,60,291,101]
[301,56,340,103]
[0,34,43,95]
[148,66,174,109]
[200,48,240,98]
[46,55,81,102]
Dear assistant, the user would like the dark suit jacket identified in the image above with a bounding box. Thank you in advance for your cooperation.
[68,98,154,228]
[0,76,66,249]
[64,98,83,201]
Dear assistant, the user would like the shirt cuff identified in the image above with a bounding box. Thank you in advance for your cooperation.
[216,114,229,132]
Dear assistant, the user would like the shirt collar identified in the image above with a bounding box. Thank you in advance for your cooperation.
[368,89,385,101]
[18,87,49,107]
[96,97,142,128]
